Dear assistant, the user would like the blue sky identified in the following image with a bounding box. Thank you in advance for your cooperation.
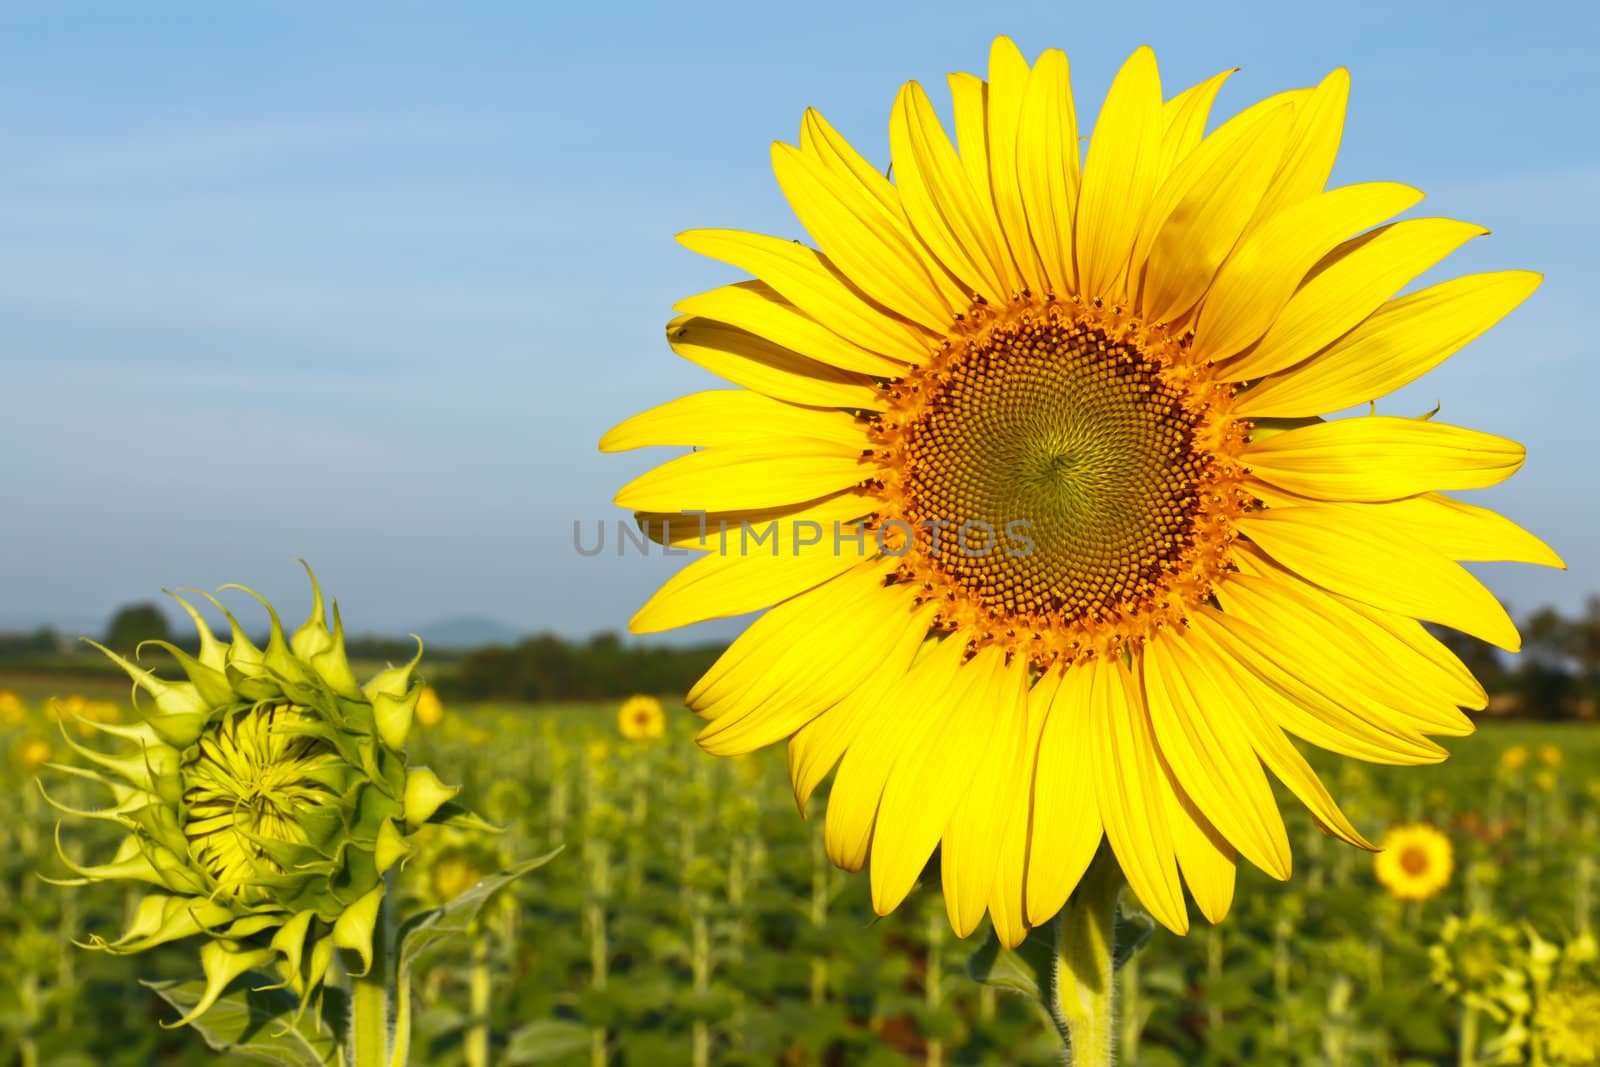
[1,0,1595,644]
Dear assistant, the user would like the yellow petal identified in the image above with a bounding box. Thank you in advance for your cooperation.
[678,228,937,362]
[614,442,874,513]
[1156,752,1237,924]
[786,602,940,816]
[1221,557,1475,739]
[1235,504,1520,649]
[1249,68,1348,222]
[890,82,1010,303]
[1325,595,1486,714]
[676,279,907,378]
[1136,99,1295,323]
[1143,634,1292,880]
[796,109,975,318]
[947,71,1028,298]
[1074,46,1164,302]
[1234,270,1542,417]
[1025,664,1105,925]
[825,635,964,872]
[1362,493,1565,568]
[694,563,924,753]
[1091,653,1188,935]
[988,678,1050,947]
[985,36,1050,293]
[1226,218,1486,382]
[1243,416,1525,501]
[601,390,867,452]
[666,315,884,410]
[1016,49,1081,297]
[941,653,1030,936]
[689,557,897,716]
[867,643,998,908]
[1185,614,1375,850]
[1155,68,1236,182]
[773,140,957,330]
[1194,181,1423,361]
[629,523,871,634]
[1200,605,1448,765]
[632,490,877,549]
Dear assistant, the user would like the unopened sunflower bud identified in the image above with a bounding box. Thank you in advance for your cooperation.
[44,564,480,1025]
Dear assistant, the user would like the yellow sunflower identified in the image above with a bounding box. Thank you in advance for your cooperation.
[603,38,1559,944]
[618,694,667,740]
[416,685,446,726]
[1375,823,1454,901]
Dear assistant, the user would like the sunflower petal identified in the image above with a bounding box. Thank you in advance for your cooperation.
[1092,654,1188,935]
[601,390,867,452]
[890,82,1011,303]
[985,36,1050,293]
[1250,68,1348,221]
[1136,98,1295,323]
[1235,271,1542,417]
[1235,505,1520,649]
[1155,68,1236,181]
[773,141,958,330]
[1016,49,1081,297]
[1244,416,1525,501]
[1201,606,1449,765]
[666,315,884,410]
[1075,46,1164,302]
[870,646,1006,914]
[1226,218,1486,383]
[786,603,940,816]
[1143,634,1292,880]
[1025,665,1105,925]
[678,229,937,361]
[1195,181,1424,361]
[630,525,872,634]
[614,443,874,513]
[941,653,1030,936]
[1364,493,1565,568]
[1156,752,1237,924]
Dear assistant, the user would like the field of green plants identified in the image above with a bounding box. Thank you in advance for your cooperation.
[3,679,1597,1066]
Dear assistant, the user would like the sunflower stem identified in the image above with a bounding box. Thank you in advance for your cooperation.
[350,887,393,1067]
[1051,853,1122,1067]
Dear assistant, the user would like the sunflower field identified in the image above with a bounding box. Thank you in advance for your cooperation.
[3,681,1596,1067]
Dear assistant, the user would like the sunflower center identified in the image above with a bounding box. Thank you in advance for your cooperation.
[181,703,342,898]
[1399,846,1431,876]
[873,301,1250,664]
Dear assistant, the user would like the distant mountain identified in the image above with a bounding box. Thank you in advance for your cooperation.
[411,615,523,650]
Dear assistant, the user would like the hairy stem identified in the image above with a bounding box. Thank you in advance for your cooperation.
[1052,853,1122,1066]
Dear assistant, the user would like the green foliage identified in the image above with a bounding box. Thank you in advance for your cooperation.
[5,687,1600,1065]
[101,602,173,654]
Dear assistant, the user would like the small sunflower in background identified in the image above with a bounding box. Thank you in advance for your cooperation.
[1500,745,1531,773]
[0,689,24,725]
[1375,823,1455,902]
[18,737,52,771]
[617,694,666,740]
[416,685,446,726]
[1537,743,1564,769]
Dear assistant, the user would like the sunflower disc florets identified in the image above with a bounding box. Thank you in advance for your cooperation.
[45,565,471,1026]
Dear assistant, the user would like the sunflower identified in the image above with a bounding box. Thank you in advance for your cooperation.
[1375,823,1454,901]
[603,38,1559,944]
[618,694,666,740]
[416,685,446,726]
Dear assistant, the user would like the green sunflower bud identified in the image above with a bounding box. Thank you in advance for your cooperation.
[44,564,477,1027]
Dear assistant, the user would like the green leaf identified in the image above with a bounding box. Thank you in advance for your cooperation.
[144,973,349,1067]
[395,848,563,978]
[965,929,1056,1003]
[502,1019,594,1064]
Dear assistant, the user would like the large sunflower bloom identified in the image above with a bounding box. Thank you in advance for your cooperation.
[602,39,1561,944]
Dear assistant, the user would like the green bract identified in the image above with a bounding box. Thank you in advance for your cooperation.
[46,565,471,1026]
